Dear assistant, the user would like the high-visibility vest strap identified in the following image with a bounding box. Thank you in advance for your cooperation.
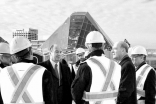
[5,102,45,104]
[7,66,33,103]
[82,91,118,101]
[88,57,116,90]
[11,65,42,103]
[137,88,145,97]
[136,64,152,99]
[136,65,151,86]
[84,57,117,103]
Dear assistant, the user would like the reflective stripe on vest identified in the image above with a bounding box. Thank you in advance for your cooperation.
[83,91,118,101]
[83,58,116,102]
[7,65,41,103]
[136,65,150,86]
[137,88,145,97]
[5,102,45,104]
[136,65,150,97]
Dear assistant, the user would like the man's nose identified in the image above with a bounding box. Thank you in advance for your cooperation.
[111,50,114,53]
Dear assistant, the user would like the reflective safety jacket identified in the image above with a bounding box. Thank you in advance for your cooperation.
[136,63,156,100]
[82,55,121,104]
[0,63,45,104]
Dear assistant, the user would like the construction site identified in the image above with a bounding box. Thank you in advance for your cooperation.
[28,12,156,69]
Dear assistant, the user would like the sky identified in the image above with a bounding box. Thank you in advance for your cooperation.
[0,0,156,49]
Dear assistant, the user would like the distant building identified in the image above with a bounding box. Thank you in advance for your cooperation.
[146,49,156,68]
[31,40,45,50]
[12,28,38,41]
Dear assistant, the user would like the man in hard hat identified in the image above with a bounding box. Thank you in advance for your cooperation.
[0,37,53,104]
[0,42,12,68]
[112,41,137,104]
[0,66,3,104]
[0,42,12,104]
[72,48,85,75]
[76,48,85,61]
[71,31,121,104]
[131,45,156,104]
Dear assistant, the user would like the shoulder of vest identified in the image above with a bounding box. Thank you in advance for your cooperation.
[5,65,12,70]
[150,66,155,71]
[79,61,87,65]
[146,64,154,70]
[32,64,46,70]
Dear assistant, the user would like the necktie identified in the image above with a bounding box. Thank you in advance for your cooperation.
[54,64,59,79]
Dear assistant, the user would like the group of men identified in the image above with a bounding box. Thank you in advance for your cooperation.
[72,32,155,104]
[0,31,155,104]
[0,37,72,104]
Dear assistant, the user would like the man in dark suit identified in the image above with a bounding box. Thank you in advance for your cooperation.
[38,44,72,104]
[112,41,137,104]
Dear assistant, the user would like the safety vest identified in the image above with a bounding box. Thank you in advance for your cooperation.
[136,64,154,100]
[0,63,45,104]
[82,55,121,104]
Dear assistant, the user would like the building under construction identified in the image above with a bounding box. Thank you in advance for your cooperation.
[38,12,113,63]
[33,12,156,69]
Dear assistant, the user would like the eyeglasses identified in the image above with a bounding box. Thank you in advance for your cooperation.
[77,53,84,57]
[131,55,143,58]
[0,53,11,58]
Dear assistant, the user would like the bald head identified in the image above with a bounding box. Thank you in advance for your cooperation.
[112,41,129,61]
[117,41,129,53]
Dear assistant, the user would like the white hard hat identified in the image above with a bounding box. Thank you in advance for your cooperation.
[131,46,147,56]
[0,43,10,54]
[76,48,85,54]
[85,31,105,45]
[10,37,32,54]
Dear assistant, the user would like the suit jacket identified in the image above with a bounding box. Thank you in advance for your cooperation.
[117,55,137,104]
[60,59,75,81]
[38,60,72,104]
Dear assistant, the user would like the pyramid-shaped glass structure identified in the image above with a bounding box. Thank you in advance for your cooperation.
[41,12,113,52]
[68,13,97,49]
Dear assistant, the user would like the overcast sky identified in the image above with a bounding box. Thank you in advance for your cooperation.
[0,0,156,49]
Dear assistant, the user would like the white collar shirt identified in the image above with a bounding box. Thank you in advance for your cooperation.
[50,59,60,77]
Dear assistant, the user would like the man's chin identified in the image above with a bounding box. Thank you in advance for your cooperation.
[112,56,116,59]
[56,59,61,62]
[113,57,119,61]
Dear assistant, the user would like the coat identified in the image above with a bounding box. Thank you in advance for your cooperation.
[117,55,137,104]
[38,60,72,104]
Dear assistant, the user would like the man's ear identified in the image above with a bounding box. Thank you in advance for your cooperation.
[121,47,125,53]
[85,43,89,49]
[11,55,18,63]
[102,43,105,50]
[141,55,145,60]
